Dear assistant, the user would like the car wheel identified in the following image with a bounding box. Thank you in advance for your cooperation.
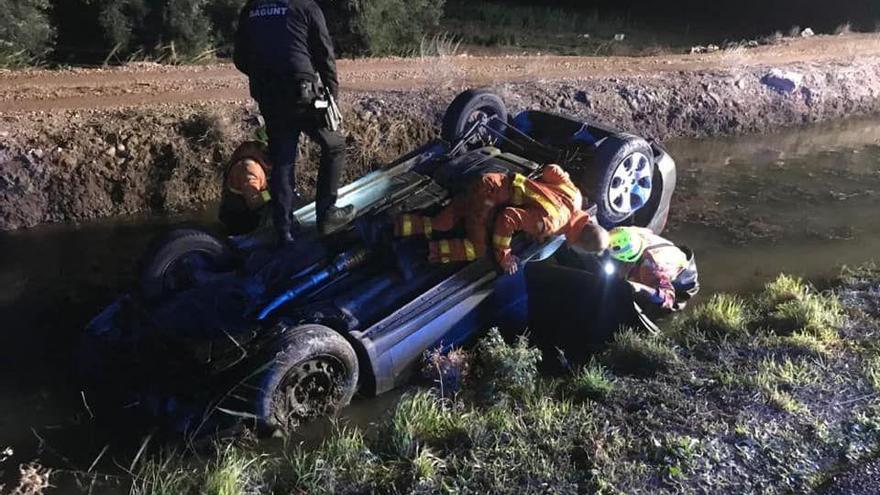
[255,324,359,434]
[140,228,237,301]
[441,88,508,144]
[585,134,655,227]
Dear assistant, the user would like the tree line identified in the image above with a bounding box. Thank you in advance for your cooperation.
[0,0,446,67]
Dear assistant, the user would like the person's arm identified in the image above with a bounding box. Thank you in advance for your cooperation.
[630,261,677,309]
[540,164,571,185]
[307,2,339,98]
[492,206,530,274]
[232,3,251,75]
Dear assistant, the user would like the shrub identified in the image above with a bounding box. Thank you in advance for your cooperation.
[473,329,542,401]
[604,328,678,377]
[206,0,245,55]
[96,0,215,61]
[340,0,446,56]
[0,0,55,67]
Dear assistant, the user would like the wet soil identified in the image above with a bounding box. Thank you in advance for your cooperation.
[3,35,880,231]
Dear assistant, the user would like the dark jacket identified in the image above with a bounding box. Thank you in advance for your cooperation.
[233,0,339,97]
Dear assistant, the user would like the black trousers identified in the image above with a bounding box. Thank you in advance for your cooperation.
[252,79,346,237]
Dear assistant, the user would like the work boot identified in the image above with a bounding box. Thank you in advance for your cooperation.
[318,204,357,235]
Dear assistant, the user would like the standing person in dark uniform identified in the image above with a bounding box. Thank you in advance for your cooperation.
[233,0,356,243]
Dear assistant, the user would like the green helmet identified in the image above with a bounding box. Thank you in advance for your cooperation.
[608,227,645,263]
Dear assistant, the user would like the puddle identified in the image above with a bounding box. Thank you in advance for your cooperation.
[0,116,879,482]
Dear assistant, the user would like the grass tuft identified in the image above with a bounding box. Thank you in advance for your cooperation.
[202,443,267,495]
[834,23,853,35]
[680,293,751,341]
[381,391,465,459]
[765,387,809,415]
[409,446,445,485]
[604,328,678,377]
[418,32,462,58]
[759,274,843,340]
[761,274,810,310]
[277,425,379,495]
[569,359,615,402]
[768,295,843,340]
[130,451,197,495]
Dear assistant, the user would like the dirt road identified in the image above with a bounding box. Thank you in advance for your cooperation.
[0,34,878,113]
[3,33,880,231]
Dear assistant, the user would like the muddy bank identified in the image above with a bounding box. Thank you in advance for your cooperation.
[2,55,880,230]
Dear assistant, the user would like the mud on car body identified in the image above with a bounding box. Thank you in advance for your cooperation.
[79,89,677,436]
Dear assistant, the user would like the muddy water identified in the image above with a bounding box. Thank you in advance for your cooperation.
[665,116,880,294]
[1,117,879,481]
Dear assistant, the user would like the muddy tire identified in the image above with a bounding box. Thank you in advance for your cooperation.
[441,88,508,143]
[586,134,656,227]
[139,228,237,301]
[255,324,359,434]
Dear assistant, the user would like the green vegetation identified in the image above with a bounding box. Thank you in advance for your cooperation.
[130,451,200,495]
[347,0,446,56]
[48,268,880,494]
[759,275,843,340]
[678,293,751,341]
[94,0,222,63]
[603,328,678,377]
[568,359,615,402]
[1,0,446,65]
[0,0,55,67]
[472,328,542,401]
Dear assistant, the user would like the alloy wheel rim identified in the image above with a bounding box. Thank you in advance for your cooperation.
[607,152,653,215]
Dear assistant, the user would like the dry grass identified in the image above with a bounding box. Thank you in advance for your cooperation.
[421,347,471,397]
[835,23,854,36]
[418,32,462,58]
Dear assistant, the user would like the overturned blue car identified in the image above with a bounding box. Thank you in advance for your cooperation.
[79,89,677,436]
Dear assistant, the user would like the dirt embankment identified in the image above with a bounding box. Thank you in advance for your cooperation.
[2,34,880,231]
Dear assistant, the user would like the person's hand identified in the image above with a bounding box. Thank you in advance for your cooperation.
[500,254,520,275]
[628,281,662,303]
